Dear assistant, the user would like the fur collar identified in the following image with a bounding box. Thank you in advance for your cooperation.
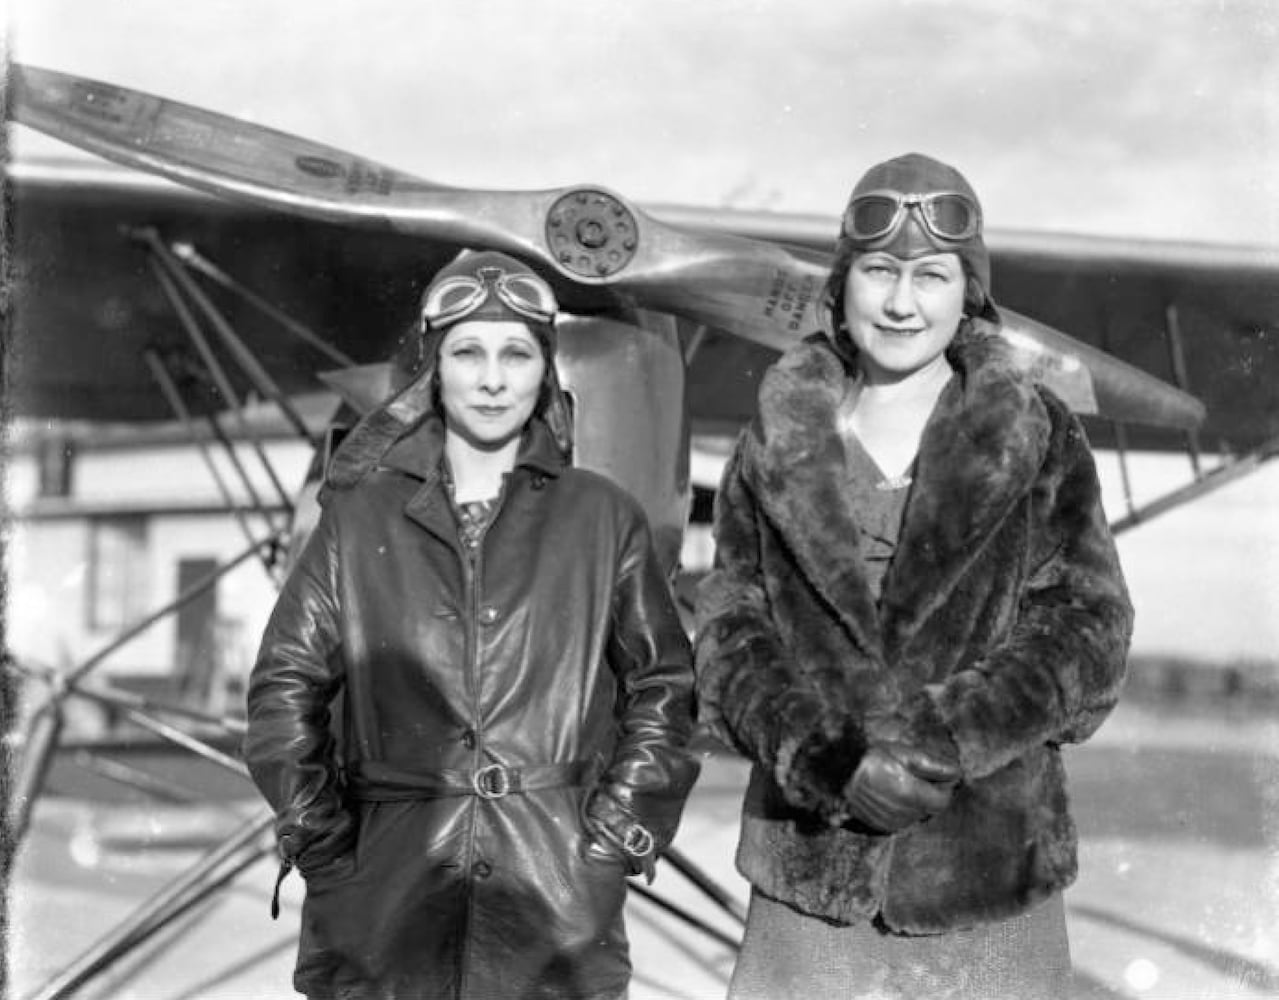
[742,331,1052,665]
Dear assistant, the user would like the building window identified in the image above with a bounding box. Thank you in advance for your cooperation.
[88,515,150,631]
[36,436,76,498]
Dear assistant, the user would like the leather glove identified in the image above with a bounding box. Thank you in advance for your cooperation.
[844,741,960,833]
[582,787,658,882]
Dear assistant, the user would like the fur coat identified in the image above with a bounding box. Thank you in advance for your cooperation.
[694,329,1133,934]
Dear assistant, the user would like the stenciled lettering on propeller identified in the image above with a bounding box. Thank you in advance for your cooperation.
[67,79,217,152]
[152,118,218,154]
[68,80,132,127]
[295,155,344,180]
[291,154,394,196]
[344,161,393,197]
[763,269,819,331]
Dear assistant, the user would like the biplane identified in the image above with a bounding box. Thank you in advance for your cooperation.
[5,63,1279,999]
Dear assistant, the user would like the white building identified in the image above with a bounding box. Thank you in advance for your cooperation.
[5,402,327,736]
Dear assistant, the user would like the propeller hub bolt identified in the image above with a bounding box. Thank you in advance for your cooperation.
[576,219,608,249]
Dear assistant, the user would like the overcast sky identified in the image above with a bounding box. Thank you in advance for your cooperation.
[9,0,1278,246]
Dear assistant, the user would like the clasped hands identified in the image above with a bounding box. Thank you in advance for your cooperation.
[844,741,960,833]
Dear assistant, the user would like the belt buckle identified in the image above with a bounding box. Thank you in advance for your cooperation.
[472,763,512,799]
[621,823,655,858]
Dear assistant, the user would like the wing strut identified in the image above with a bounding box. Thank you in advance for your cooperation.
[1164,304,1203,477]
[22,807,276,1000]
[143,239,297,511]
[143,349,285,580]
[137,230,322,450]
[1109,434,1279,535]
[172,243,359,370]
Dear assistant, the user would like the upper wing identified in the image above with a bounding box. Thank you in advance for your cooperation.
[989,230,1279,451]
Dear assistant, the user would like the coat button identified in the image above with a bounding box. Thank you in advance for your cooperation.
[460,728,477,749]
[478,606,498,625]
[472,860,493,879]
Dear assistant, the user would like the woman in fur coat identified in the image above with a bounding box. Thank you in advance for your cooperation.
[695,153,1133,1000]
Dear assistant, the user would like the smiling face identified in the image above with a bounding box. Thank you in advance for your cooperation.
[437,320,547,450]
[842,250,966,384]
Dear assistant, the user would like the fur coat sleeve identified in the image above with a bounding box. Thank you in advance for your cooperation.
[695,437,870,814]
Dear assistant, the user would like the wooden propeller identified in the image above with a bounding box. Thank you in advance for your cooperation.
[11,63,1206,429]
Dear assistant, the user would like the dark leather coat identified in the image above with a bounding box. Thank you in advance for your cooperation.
[696,330,1133,934]
[245,417,699,999]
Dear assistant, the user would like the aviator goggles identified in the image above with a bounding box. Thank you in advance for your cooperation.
[844,190,982,244]
[420,265,558,332]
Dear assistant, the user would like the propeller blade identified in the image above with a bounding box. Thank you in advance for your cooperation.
[8,63,516,239]
[11,63,1205,430]
[9,64,826,330]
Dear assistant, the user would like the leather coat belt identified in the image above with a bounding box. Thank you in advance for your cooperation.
[348,759,595,802]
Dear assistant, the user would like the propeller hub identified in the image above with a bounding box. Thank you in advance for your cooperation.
[546,189,638,279]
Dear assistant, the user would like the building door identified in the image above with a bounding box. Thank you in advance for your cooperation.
[175,558,219,707]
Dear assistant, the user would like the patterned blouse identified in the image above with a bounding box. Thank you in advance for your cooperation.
[442,462,503,554]
[842,432,913,606]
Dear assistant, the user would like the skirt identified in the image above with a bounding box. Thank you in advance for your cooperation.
[728,889,1071,1000]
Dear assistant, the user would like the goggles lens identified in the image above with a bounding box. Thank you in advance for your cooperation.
[846,191,980,243]
[421,266,558,330]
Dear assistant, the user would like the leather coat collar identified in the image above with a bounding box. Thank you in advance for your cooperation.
[377,416,566,546]
[379,415,568,483]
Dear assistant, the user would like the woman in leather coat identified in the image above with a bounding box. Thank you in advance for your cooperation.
[695,154,1133,1000]
[245,250,700,1000]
